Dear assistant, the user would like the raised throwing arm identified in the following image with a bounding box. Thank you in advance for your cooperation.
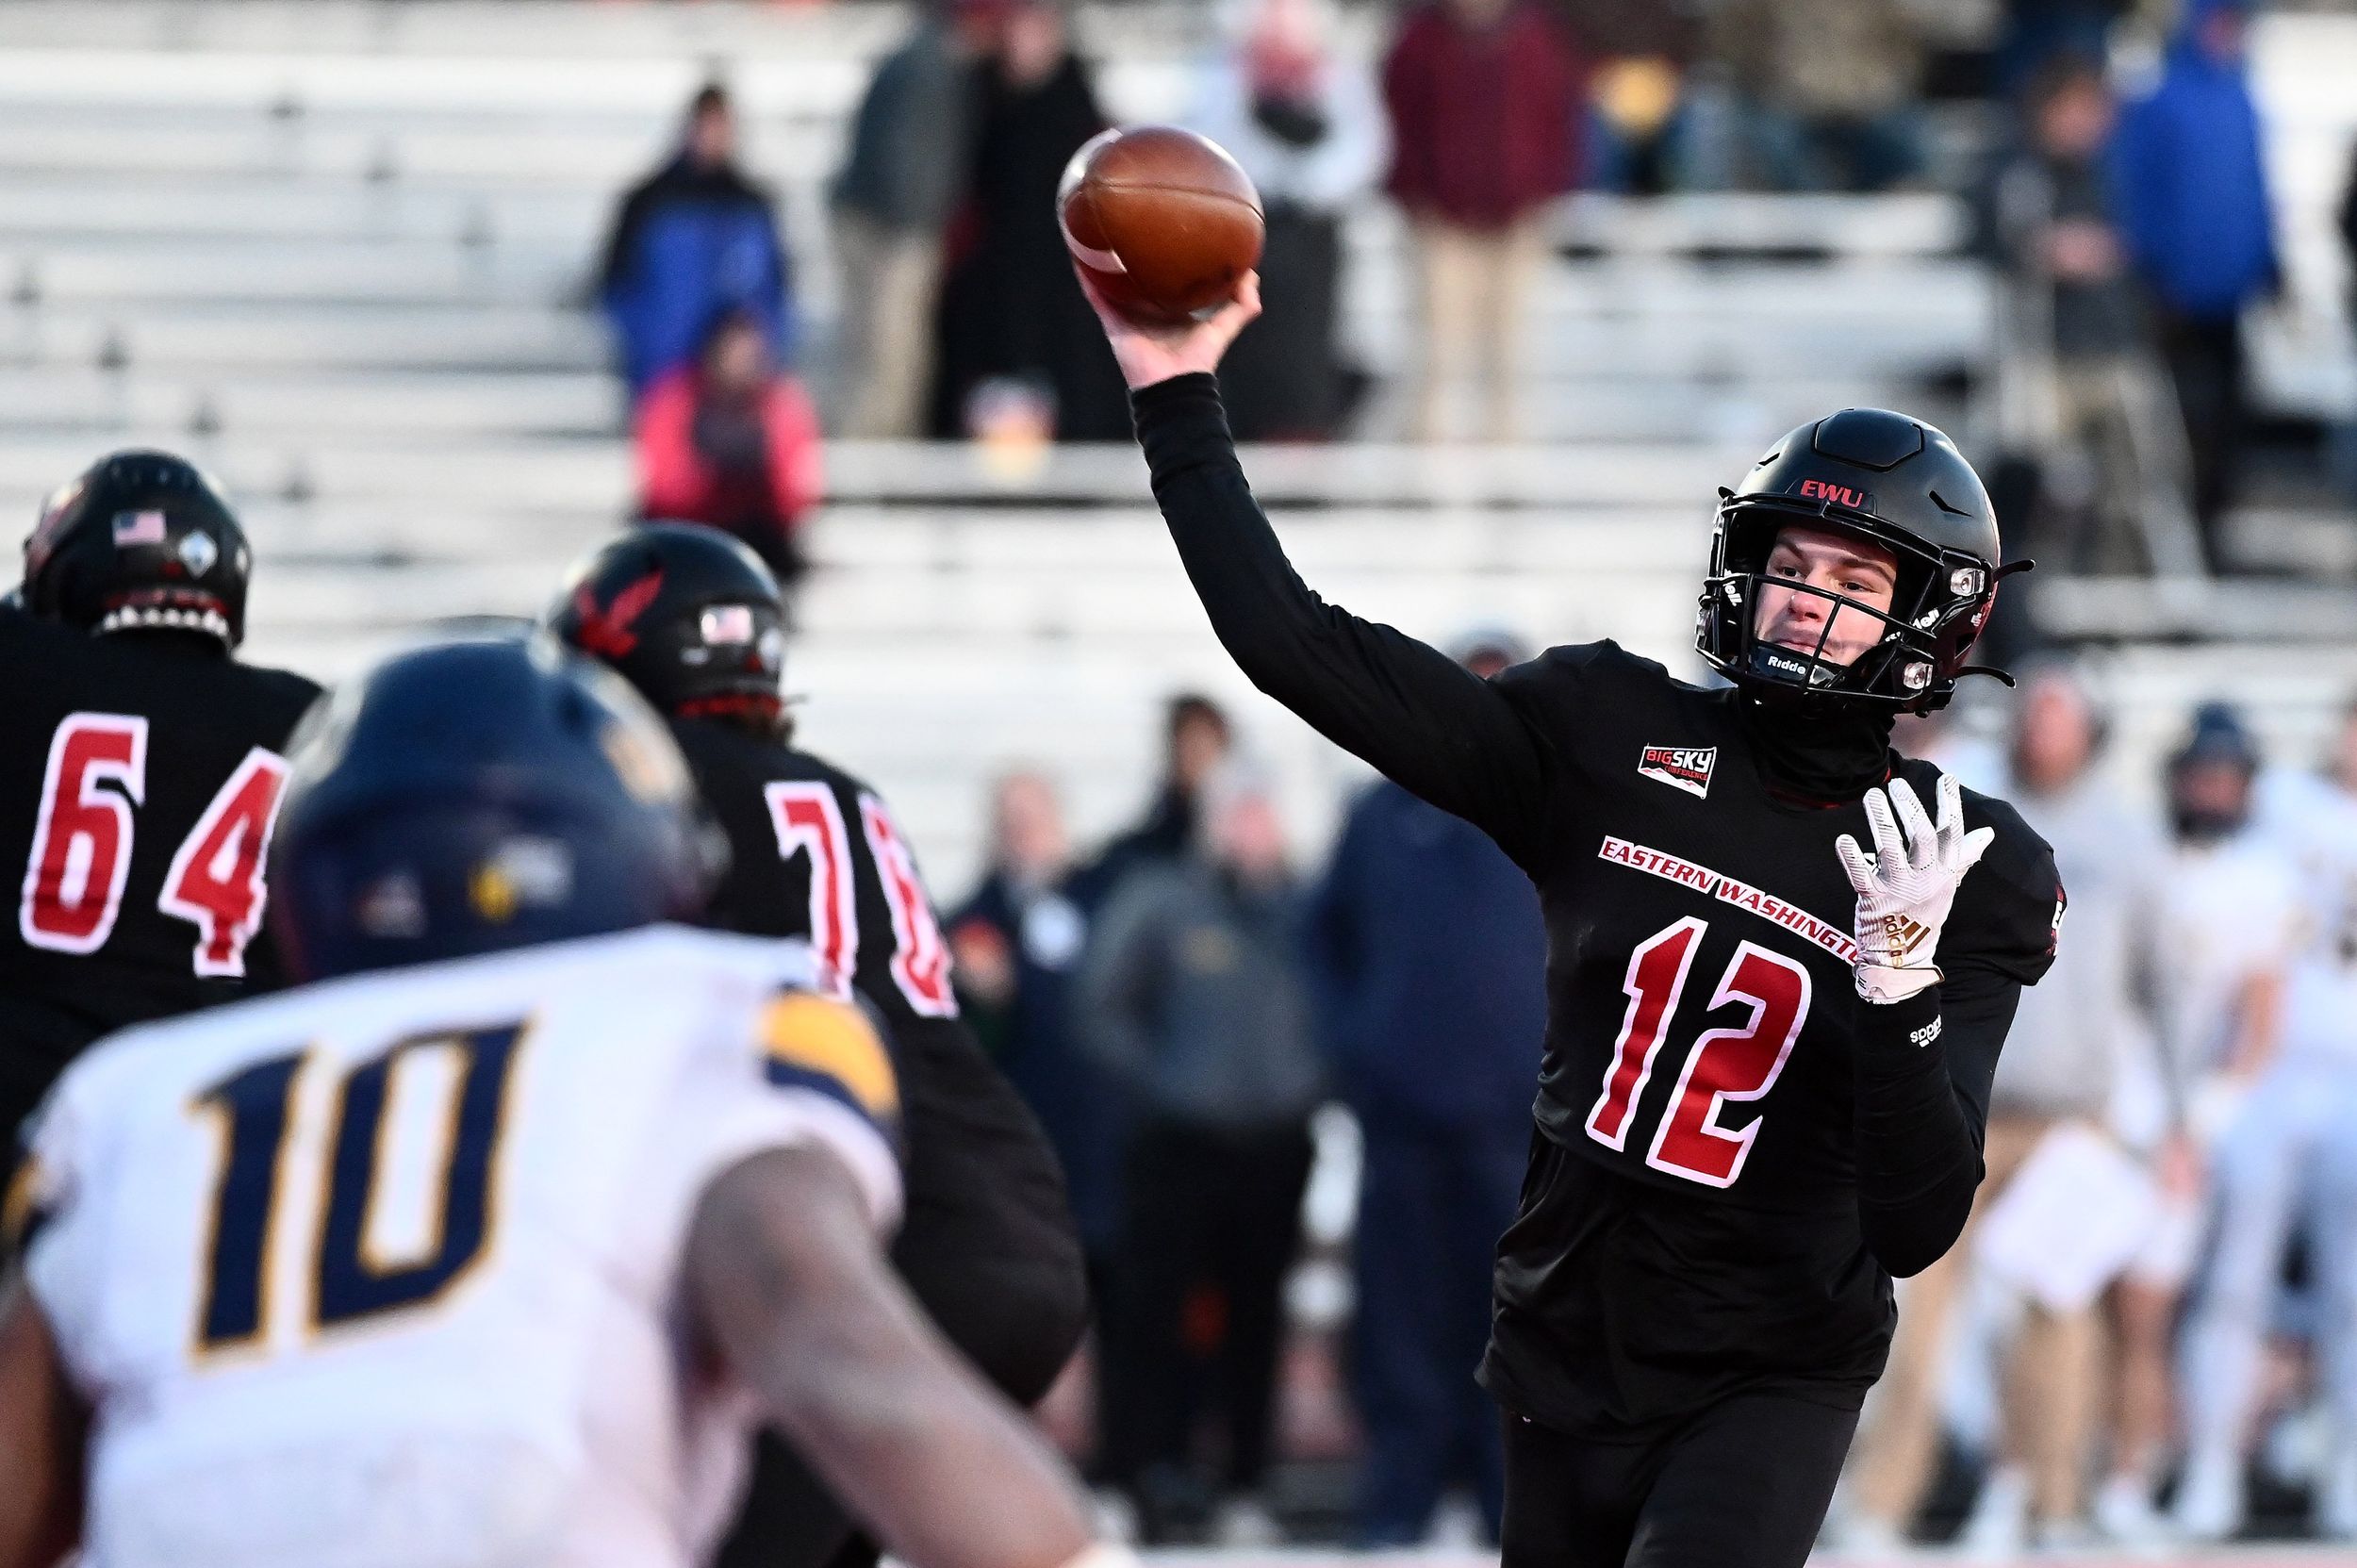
[1083,270,1558,868]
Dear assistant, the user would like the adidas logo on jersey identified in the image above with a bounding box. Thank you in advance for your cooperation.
[1638,745,1717,800]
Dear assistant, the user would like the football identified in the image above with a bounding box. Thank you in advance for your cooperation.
[1058,125,1264,327]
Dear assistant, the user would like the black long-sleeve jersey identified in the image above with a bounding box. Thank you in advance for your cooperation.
[671,718,961,1036]
[0,610,319,1137]
[1132,374,2061,1435]
[668,715,1086,1392]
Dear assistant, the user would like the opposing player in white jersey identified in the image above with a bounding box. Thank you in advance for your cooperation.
[0,635,1109,1568]
[2171,700,2357,1541]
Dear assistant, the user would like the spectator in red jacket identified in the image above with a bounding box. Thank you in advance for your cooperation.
[1382,0,1582,443]
[635,308,823,587]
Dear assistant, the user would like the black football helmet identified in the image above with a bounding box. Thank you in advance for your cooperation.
[543,523,787,734]
[267,632,714,982]
[23,450,253,649]
[1696,409,2028,714]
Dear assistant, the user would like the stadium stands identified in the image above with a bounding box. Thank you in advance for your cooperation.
[0,1,2351,883]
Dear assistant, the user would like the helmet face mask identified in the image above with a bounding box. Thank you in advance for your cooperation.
[1700,503,1995,712]
[1694,410,2014,715]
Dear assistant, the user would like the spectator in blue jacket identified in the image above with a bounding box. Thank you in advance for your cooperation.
[2111,0,2278,568]
[1306,627,1549,1546]
[599,84,797,403]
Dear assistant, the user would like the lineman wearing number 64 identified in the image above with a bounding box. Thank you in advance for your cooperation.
[1084,269,2065,1568]
[0,453,319,1153]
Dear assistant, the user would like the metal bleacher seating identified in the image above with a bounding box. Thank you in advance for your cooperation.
[0,1,2351,882]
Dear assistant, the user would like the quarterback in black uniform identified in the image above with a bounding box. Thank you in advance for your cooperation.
[0,452,319,1145]
[547,525,1088,1568]
[1080,276,2062,1567]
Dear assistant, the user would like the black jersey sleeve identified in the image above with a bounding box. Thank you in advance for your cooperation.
[670,727,795,941]
[1132,374,1565,870]
[1851,797,2060,1277]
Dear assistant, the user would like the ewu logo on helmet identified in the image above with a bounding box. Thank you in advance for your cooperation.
[1796,479,1870,510]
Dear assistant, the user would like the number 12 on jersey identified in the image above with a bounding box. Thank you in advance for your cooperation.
[1585,917,1811,1188]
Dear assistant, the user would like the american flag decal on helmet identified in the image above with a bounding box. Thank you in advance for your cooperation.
[111,509,167,547]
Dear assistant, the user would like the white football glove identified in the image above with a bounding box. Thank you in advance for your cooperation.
[1834,771,1995,1005]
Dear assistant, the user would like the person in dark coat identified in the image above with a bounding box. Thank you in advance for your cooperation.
[1382,0,1583,442]
[948,769,1124,1279]
[1079,757,1325,1543]
[1184,0,1388,440]
[832,0,1008,437]
[2340,140,2357,295]
[1556,0,1702,195]
[1074,693,1234,914]
[599,85,797,404]
[1976,56,2173,576]
[2331,138,2357,509]
[1305,630,1548,1545]
[928,0,1129,441]
[2110,0,2279,567]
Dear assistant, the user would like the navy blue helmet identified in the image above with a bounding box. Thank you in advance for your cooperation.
[266,633,717,982]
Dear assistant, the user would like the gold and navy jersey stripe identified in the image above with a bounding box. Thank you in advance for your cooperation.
[3,1147,51,1255]
[758,989,901,1147]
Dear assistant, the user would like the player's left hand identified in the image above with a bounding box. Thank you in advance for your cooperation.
[1835,772,1995,1005]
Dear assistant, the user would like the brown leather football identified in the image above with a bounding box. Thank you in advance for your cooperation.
[1058,125,1264,326]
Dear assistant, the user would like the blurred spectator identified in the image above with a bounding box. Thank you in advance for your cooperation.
[1993,0,2131,100]
[1078,693,1234,910]
[2333,145,2357,507]
[2175,701,2357,1542]
[2138,703,2299,1536]
[1080,759,1324,1543]
[2098,1139,2201,1546]
[599,84,795,403]
[1980,56,2191,576]
[2343,144,2357,305]
[929,0,1128,441]
[1555,0,1702,195]
[1891,699,2005,795]
[1304,629,1544,1546]
[1707,0,1930,191]
[2111,0,2279,569]
[948,770,1124,1277]
[2149,703,2292,1117]
[832,0,1007,437]
[1849,668,2158,1551]
[1185,0,1388,440]
[2259,696,2357,871]
[633,308,823,587]
[1381,0,1583,443]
